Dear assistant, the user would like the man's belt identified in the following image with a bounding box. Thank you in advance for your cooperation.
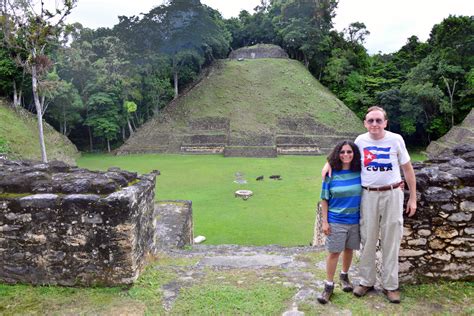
[362,181,403,192]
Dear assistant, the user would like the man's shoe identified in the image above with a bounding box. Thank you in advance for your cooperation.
[317,283,334,304]
[339,273,353,292]
[383,289,401,304]
[353,284,374,297]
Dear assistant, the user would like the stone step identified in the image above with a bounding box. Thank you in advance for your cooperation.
[181,134,227,145]
[180,145,225,154]
[153,200,193,251]
[224,146,277,158]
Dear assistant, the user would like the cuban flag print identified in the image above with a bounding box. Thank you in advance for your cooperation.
[363,146,393,171]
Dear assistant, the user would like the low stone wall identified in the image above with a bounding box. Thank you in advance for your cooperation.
[227,133,274,146]
[181,134,227,145]
[0,159,158,286]
[400,144,474,283]
[224,146,277,158]
[229,44,288,59]
[277,145,321,155]
[180,145,225,154]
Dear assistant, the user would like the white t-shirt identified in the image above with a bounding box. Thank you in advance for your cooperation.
[355,131,410,187]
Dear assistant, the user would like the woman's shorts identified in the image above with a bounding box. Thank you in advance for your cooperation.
[325,223,360,253]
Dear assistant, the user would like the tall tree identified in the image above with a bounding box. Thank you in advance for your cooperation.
[140,0,230,98]
[1,0,77,162]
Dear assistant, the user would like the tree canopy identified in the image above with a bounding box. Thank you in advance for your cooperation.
[0,0,471,151]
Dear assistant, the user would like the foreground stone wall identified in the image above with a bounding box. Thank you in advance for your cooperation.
[400,144,474,283]
[0,159,158,286]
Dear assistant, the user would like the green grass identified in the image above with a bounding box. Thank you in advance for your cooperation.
[79,153,324,246]
[0,283,143,315]
[78,151,427,246]
[172,283,294,315]
[0,100,79,164]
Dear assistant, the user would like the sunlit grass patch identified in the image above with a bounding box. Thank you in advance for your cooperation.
[0,284,139,315]
[171,282,295,315]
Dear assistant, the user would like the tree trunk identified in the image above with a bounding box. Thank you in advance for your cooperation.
[62,103,67,135]
[173,69,179,99]
[88,126,93,152]
[13,81,21,108]
[107,138,111,152]
[303,54,309,69]
[443,77,457,128]
[127,118,134,136]
[31,63,48,163]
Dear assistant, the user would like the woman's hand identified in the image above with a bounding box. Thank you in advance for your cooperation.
[322,222,330,235]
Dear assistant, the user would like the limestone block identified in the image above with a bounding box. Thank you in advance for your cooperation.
[24,233,47,244]
[440,204,457,212]
[438,211,449,218]
[423,187,452,202]
[403,226,413,237]
[429,239,446,249]
[454,187,474,201]
[434,227,459,239]
[399,260,413,273]
[452,250,474,258]
[450,237,474,246]
[408,238,427,246]
[460,201,474,212]
[431,252,451,261]
[5,212,32,222]
[447,212,472,222]
[400,249,427,257]
[418,229,432,237]
[464,227,474,235]
[19,194,59,209]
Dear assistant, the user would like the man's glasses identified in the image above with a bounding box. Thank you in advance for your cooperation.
[366,118,384,124]
[339,150,353,154]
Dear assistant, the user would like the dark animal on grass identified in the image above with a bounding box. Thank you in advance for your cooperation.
[269,175,281,180]
[256,175,264,181]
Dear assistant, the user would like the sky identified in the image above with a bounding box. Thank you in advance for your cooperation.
[65,0,474,54]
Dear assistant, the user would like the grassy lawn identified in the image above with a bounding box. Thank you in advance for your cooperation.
[78,152,427,246]
[78,153,325,246]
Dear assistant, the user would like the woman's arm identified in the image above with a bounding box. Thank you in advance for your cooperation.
[321,162,332,178]
[320,199,330,235]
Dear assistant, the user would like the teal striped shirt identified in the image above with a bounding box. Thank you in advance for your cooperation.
[320,170,361,224]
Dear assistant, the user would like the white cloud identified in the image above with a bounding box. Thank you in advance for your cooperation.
[333,0,474,54]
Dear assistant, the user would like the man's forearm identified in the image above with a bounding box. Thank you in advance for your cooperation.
[402,162,416,198]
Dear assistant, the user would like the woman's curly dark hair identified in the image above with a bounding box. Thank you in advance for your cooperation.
[327,140,361,172]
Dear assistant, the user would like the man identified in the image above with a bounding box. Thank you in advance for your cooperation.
[322,106,417,303]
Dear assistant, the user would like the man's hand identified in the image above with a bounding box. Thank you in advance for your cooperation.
[401,162,417,217]
[406,197,417,217]
[321,162,332,178]
[322,222,331,235]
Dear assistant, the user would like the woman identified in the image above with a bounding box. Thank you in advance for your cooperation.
[317,140,362,304]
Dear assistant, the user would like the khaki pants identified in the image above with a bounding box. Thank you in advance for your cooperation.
[359,188,403,290]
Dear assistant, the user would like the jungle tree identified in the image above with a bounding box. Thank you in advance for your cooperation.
[0,0,77,162]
